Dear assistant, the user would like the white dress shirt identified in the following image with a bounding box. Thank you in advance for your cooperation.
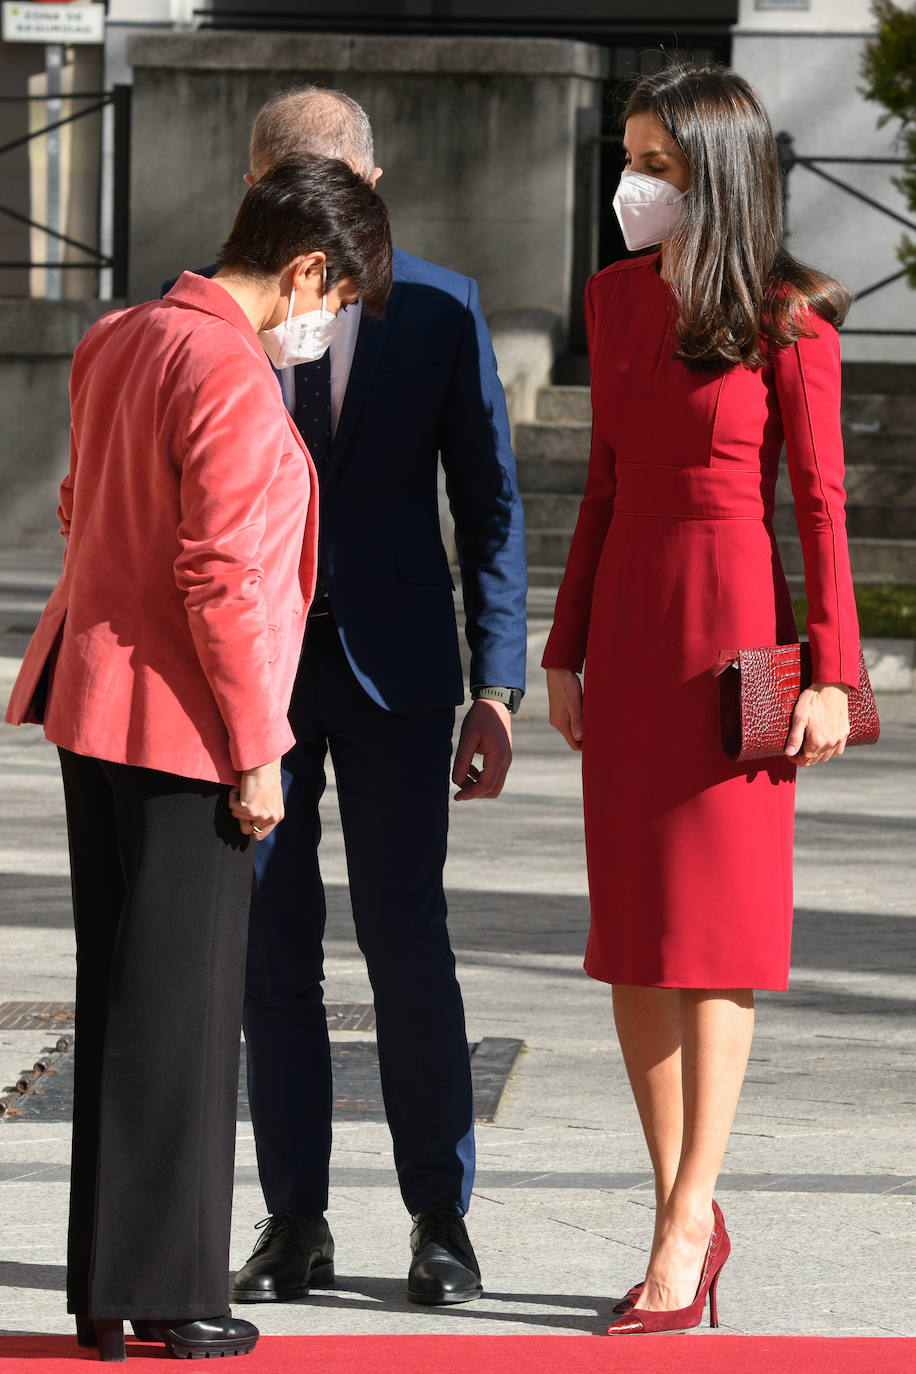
[280,299,362,436]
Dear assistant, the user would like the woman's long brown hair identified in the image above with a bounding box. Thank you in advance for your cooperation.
[623,62,851,371]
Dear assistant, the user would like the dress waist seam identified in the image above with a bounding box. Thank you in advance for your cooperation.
[612,511,774,523]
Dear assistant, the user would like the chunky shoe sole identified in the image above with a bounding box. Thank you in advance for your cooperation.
[131,1321,258,1357]
[229,1260,336,1303]
[407,1281,483,1305]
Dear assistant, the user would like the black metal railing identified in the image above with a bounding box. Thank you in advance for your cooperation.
[778,133,914,339]
[0,85,131,297]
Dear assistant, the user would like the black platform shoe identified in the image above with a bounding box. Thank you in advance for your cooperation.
[130,1312,258,1358]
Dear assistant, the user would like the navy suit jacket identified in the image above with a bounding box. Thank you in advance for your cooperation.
[165,248,527,714]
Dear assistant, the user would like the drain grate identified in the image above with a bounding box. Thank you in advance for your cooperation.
[0,1001,376,1033]
[325,1002,377,1033]
[1,1037,523,1124]
[0,1003,75,1031]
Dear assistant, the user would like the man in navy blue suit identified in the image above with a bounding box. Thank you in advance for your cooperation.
[227,88,527,1306]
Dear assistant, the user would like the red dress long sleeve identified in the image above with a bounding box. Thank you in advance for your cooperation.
[542,254,860,990]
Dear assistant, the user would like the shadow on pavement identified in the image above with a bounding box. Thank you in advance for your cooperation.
[0,1261,65,1292]
[2,873,914,990]
[268,1275,607,1332]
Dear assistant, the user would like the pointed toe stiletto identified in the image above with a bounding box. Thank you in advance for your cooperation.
[73,1317,126,1361]
[605,1200,730,1336]
[611,1281,644,1314]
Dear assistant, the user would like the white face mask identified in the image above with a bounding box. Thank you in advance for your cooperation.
[613,170,686,252]
[259,275,344,369]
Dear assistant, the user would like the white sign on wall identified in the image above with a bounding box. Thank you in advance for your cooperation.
[1,2,106,44]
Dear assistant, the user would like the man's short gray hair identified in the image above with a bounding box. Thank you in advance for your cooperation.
[250,86,375,182]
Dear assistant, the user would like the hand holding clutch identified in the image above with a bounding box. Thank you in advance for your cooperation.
[785,682,850,765]
[715,643,879,764]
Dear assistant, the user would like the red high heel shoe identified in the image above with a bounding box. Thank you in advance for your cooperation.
[610,1222,728,1313]
[611,1282,644,1314]
[605,1200,730,1336]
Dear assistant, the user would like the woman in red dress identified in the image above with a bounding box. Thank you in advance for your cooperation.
[543,63,859,1335]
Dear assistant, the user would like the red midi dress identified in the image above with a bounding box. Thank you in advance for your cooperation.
[541,255,860,990]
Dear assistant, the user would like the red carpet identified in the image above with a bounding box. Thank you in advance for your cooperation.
[0,1334,913,1372]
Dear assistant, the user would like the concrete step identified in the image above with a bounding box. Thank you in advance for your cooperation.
[518,375,916,583]
[526,528,576,569]
[521,452,916,508]
[843,430,916,466]
[776,464,916,508]
[842,361,916,394]
[535,386,592,423]
[775,464,916,540]
[515,419,591,463]
[533,374,914,428]
[843,392,916,433]
[526,495,915,544]
[519,412,913,468]
[780,536,916,584]
[550,358,916,395]
[522,493,583,529]
[517,453,589,494]
[527,565,564,589]
[840,464,916,505]
[774,505,916,541]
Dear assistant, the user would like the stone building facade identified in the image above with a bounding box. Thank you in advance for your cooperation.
[0,0,912,557]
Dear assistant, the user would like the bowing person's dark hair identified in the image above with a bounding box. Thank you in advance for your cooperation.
[217,153,392,318]
[623,62,850,371]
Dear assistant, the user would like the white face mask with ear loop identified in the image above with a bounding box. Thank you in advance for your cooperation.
[258,266,345,369]
[613,170,686,252]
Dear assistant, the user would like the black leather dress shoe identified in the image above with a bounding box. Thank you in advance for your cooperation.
[407,1207,482,1305]
[130,1313,258,1358]
[229,1212,335,1302]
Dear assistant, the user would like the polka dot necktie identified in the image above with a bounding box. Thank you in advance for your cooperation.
[293,352,332,607]
[293,350,332,477]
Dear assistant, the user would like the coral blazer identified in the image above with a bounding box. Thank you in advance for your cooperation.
[5,272,319,784]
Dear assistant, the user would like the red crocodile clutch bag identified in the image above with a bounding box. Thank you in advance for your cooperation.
[715,643,880,763]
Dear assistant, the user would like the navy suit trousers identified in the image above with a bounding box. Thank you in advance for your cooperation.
[243,613,475,1217]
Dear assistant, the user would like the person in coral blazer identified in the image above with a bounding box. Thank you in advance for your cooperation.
[4,156,391,1362]
[543,65,859,1336]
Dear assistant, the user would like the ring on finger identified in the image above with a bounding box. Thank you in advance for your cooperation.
[251,824,263,834]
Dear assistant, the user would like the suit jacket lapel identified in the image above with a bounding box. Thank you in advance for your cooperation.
[330,280,405,470]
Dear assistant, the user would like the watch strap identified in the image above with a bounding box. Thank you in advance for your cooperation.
[471,685,523,714]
